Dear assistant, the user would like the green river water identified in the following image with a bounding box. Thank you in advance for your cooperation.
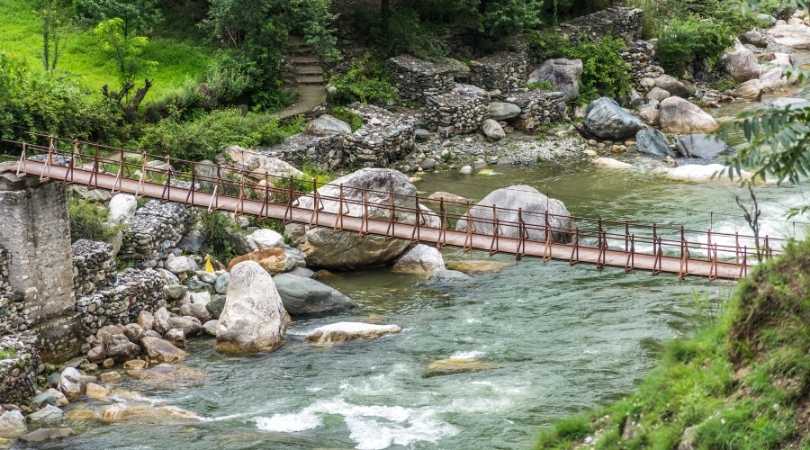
[36,162,809,450]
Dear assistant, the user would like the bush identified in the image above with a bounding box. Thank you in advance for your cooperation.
[137,109,305,161]
[656,17,734,78]
[329,106,363,131]
[0,53,110,142]
[562,37,632,103]
[330,55,398,106]
[68,196,120,242]
[199,212,243,263]
[527,29,571,63]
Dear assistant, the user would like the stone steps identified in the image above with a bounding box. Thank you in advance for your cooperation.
[295,75,326,85]
[289,56,319,65]
[294,65,324,76]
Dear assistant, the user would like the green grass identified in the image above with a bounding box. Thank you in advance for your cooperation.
[0,0,213,102]
[535,237,810,450]
[0,348,17,360]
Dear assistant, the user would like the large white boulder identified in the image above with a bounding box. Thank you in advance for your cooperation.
[0,410,26,439]
[455,185,575,243]
[219,146,304,182]
[659,97,719,134]
[216,261,290,353]
[246,229,284,251]
[57,367,83,400]
[165,255,197,275]
[306,114,352,136]
[655,164,753,183]
[392,244,446,276]
[286,168,439,270]
[108,194,137,225]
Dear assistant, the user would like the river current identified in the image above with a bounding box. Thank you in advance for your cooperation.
[43,161,808,450]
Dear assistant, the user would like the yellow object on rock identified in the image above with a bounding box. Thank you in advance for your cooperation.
[204,255,214,273]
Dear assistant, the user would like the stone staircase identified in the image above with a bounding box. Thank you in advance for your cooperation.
[279,38,327,119]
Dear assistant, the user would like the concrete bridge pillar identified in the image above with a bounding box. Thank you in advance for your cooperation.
[0,164,80,362]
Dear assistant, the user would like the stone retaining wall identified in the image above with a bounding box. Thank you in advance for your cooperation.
[120,201,191,268]
[388,55,457,103]
[622,40,665,93]
[72,240,116,297]
[504,90,567,132]
[425,86,490,135]
[469,52,529,92]
[75,268,167,339]
[264,104,417,170]
[0,333,40,406]
[561,7,644,42]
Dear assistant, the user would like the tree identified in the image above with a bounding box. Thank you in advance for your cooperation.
[37,0,71,72]
[74,0,163,37]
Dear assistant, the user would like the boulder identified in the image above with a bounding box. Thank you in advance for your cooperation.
[455,185,575,243]
[741,30,768,47]
[246,229,285,251]
[646,87,670,103]
[102,333,140,361]
[305,322,402,345]
[216,261,290,354]
[29,405,64,427]
[767,97,810,110]
[659,97,719,134]
[481,119,506,141]
[593,157,633,170]
[722,40,762,82]
[675,134,733,160]
[653,75,692,98]
[32,389,68,408]
[165,256,197,275]
[306,115,352,136]
[635,128,674,158]
[430,269,472,283]
[638,101,660,126]
[214,273,230,294]
[528,58,583,100]
[273,273,355,317]
[445,260,511,274]
[392,244,446,276]
[140,337,188,364]
[203,320,218,336]
[286,168,439,270]
[85,383,109,401]
[168,316,202,337]
[57,368,83,400]
[427,192,469,204]
[655,164,752,183]
[584,97,644,140]
[227,247,303,274]
[424,353,497,377]
[757,67,794,92]
[206,296,226,319]
[487,102,521,120]
[166,329,186,348]
[108,194,137,225]
[153,307,171,335]
[220,146,304,181]
[0,410,26,439]
[767,22,810,49]
[734,79,762,100]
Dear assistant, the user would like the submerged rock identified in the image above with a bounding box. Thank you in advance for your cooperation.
[424,353,498,377]
[593,157,634,170]
[445,260,511,274]
[28,405,64,427]
[635,128,674,158]
[19,427,73,443]
[273,273,355,317]
[216,262,290,354]
[141,336,187,364]
[305,322,402,345]
[675,134,733,160]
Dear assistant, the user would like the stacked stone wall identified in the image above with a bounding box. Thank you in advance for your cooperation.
[388,55,458,103]
[561,7,644,42]
[504,90,567,132]
[75,268,167,339]
[72,240,116,297]
[469,52,529,92]
[0,333,40,406]
[425,86,490,135]
[120,201,191,268]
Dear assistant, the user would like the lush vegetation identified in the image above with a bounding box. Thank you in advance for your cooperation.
[535,237,810,449]
[198,211,244,263]
[68,195,121,242]
[656,17,734,78]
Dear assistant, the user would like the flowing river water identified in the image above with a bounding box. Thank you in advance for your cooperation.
[36,48,810,450]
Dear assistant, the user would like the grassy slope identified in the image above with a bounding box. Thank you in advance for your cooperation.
[0,0,213,102]
[535,239,810,450]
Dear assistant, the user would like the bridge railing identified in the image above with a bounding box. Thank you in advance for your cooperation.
[1,135,787,279]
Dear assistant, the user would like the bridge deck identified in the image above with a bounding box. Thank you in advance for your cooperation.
[13,159,749,280]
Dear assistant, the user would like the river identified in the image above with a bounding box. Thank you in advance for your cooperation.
[41,159,808,450]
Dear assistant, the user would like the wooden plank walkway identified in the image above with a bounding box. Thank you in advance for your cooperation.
[10,159,752,281]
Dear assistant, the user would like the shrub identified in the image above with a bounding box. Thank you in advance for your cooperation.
[0,53,110,142]
[562,37,632,103]
[199,211,243,263]
[329,106,363,131]
[68,196,120,242]
[656,17,734,78]
[330,55,398,106]
[527,29,571,63]
[527,80,554,91]
[381,7,449,58]
[137,109,305,161]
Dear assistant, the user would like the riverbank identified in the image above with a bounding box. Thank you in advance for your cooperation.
[534,237,810,450]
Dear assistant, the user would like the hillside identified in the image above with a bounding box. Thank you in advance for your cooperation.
[535,239,810,449]
[0,0,213,102]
